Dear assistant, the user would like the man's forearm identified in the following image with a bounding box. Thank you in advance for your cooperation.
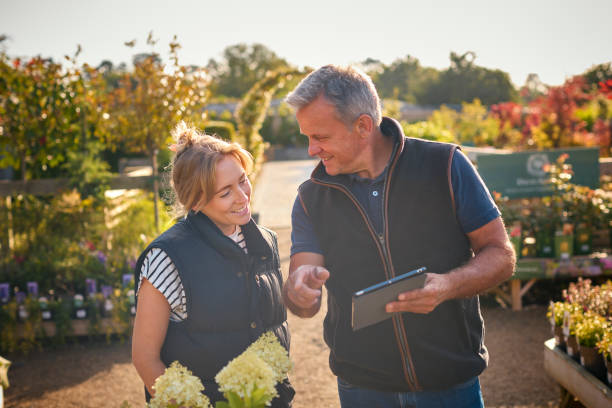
[444,242,515,301]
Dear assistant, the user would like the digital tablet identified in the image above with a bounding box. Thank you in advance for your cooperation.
[351,267,427,331]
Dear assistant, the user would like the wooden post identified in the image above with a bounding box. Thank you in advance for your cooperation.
[151,149,159,232]
[5,196,13,252]
[511,279,522,311]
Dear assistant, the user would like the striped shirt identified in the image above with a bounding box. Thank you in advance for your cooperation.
[137,225,248,321]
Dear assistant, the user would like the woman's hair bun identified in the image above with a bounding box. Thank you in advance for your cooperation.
[171,121,197,148]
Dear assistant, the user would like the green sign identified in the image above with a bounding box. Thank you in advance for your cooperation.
[477,147,599,199]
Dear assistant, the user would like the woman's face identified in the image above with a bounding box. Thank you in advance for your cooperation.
[197,155,252,235]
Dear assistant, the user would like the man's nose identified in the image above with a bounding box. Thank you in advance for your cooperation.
[308,141,321,157]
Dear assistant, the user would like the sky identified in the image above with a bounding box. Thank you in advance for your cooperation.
[1,0,611,88]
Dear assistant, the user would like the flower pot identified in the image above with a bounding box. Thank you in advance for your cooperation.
[552,325,566,351]
[536,230,554,257]
[574,224,592,255]
[554,233,574,260]
[579,345,606,381]
[564,334,580,361]
[605,357,612,386]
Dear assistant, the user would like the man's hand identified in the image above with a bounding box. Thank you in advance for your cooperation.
[385,273,452,314]
[286,264,330,309]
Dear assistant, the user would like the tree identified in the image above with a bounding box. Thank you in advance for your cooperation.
[101,33,209,230]
[421,52,517,106]
[489,101,527,148]
[527,76,591,149]
[235,67,308,175]
[0,53,83,181]
[206,43,290,98]
[520,73,547,104]
[368,55,439,103]
[582,62,612,90]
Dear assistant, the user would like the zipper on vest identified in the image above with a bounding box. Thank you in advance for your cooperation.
[379,213,420,390]
[310,178,419,391]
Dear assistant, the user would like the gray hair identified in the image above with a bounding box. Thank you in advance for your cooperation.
[285,65,382,127]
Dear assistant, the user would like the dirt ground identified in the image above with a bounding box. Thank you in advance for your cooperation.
[4,227,562,408]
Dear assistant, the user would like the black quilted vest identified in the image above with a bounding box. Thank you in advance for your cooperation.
[297,117,488,392]
[134,211,293,406]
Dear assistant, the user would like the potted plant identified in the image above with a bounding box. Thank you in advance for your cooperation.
[575,312,608,380]
[533,197,558,258]
[596,329,612,386]
[562,308,583,361]
[547,301,572,350]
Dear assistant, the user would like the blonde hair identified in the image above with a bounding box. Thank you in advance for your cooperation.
[169,121,253,217]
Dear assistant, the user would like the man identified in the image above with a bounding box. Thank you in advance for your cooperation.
[282,65,515,408]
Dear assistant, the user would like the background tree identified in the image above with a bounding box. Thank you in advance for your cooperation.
[0,52,83,181]
[100,33,209,230]
[421,51,517,106]
[368,55,439,103]
[520,73,547,104]
[235,67,307,175]
[582,62,612,90]
[206,43,290,98]
[527,76,591,149]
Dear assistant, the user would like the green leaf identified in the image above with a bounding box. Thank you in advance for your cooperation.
[226,391,244,408]
[215,402,230,408]
[249,388,272,407]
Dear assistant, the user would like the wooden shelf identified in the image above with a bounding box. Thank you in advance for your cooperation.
[15,317,134,338]
[544,338,612,408]
[490,254,612,310]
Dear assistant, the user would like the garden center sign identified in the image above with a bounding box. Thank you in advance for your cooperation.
[477,147,600,199]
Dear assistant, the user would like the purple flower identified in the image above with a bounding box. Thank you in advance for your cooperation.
[0,283,10,302]
[27,281,39,297]
[96,251,107,265]
[15,291,26,304]
[122,274,133,288]
[101,285,113,299]
[85,278,97,296]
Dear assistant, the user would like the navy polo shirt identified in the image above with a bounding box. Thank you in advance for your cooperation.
[291,149,500,256]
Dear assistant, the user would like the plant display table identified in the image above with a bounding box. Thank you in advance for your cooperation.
[14,317,134,338]
[544,338,612,408]
[492,254,612,310]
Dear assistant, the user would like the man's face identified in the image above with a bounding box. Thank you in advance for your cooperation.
[296,95,364,176]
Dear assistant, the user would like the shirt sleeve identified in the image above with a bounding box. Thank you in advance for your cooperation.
[290,194,323,256]
[451,149,501,234]
[138,247,187,321]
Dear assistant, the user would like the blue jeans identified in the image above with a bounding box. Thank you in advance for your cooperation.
[337,376,484,408]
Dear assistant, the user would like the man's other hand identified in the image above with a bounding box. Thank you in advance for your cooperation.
[286,265,330,309]
[385,273,451,314]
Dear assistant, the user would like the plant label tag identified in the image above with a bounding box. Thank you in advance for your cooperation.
[548,301,555,326]
[562,311,570,337]
[18,306,29,320]
[567,345,574,356]
[580,356,585,365]
[130,305,136,316]
[42,310,52,320]
[76,309,87,319]
[104,299,113,312]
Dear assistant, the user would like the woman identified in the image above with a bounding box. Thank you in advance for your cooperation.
[131,122,293,406]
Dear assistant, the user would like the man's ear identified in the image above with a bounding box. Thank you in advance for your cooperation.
[355,114,374,137]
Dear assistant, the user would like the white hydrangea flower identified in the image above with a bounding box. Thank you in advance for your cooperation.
[149,361,211,408]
